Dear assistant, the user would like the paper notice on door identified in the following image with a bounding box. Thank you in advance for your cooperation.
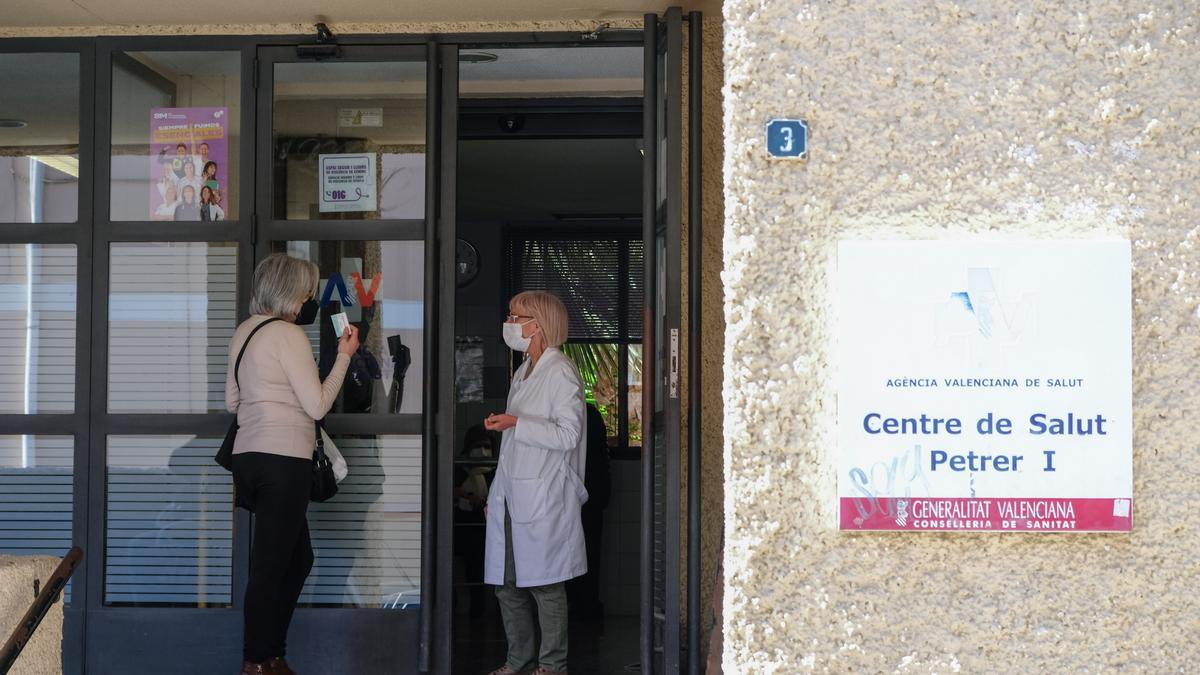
[319,154,376,214]
[338,107,383,128]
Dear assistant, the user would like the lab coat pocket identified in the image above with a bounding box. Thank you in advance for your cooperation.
[508,446,550,480]
[508,477,550,524]
[564,465,588,506]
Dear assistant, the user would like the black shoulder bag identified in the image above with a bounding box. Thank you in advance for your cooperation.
[310,420,338,502]
[215,317,283,471]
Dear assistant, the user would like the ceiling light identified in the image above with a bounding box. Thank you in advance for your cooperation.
[460,52,499,64]
[0,119,28,128]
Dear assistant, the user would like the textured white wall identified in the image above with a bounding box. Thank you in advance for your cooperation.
[0,556,63,675]
[721,2,1199,672]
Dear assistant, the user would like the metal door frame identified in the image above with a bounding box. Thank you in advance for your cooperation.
[85,35,258,673]
[0,20,701,674]
[642,9,702,674]
[253,42,430,674]
[0,37,96,675]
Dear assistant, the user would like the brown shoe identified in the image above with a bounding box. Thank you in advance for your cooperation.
[239,662,271,675]
[269,657,297,675]
[488,665,533,675]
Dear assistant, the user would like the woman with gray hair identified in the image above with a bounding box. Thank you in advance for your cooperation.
[226,253,358,675]
[483,290,588,675]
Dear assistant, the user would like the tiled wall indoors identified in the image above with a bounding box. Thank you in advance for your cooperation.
[598,458,641,616]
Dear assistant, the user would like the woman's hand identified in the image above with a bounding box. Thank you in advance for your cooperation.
[337,324,360,356]
[484,413,517,432]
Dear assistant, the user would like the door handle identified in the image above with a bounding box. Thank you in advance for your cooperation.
[670,328,680,399]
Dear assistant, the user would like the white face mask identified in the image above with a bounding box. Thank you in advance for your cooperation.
[503,321,532,352]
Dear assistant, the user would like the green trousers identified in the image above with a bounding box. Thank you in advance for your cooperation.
[496,509,569,672]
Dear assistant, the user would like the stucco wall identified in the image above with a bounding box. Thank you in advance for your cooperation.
[677,14,727,651]
[0,556,63,675]
[694,16,727,656]
[721,2,1198,672]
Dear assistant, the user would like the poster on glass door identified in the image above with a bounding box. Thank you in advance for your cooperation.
[837,240,1132,533]
[319,153,378,213]
[149,107,229,222]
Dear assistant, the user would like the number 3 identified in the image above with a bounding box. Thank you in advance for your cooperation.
[780,126,794,153]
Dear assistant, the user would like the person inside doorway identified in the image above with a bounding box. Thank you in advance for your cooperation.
[454,424,498,616]
[566,403,610,622]
[483,291,589,675]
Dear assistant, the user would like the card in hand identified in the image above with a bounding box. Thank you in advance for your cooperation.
[331,312,350,338]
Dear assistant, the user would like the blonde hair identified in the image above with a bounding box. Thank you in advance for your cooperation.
[511,290,569,348]
[250,253,319,319]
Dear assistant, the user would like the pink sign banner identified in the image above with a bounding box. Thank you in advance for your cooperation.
[840,497,1132,532]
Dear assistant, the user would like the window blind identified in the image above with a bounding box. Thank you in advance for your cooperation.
[104,435,232,606]
[0,435,73,556]
[508,236,643,341]
[108,242,238,413]
[0,435,74,602]
[300,435,423,607]
[0,244,77,413]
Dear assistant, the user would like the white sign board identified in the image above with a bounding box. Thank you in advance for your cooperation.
[319,153,377,213]
[837,240,1132,532]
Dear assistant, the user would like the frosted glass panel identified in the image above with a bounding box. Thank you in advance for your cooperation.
[108,242,237,413]
[104,435,231,606]
[0,244,76,413]
[300,435,421,608]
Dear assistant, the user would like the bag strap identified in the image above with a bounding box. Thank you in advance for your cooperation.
[313,420,329,462]
[234,317,284,388]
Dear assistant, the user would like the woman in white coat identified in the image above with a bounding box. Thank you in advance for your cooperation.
[483,290,588,675]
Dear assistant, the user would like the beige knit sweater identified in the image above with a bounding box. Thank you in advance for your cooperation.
[225,315,350,460]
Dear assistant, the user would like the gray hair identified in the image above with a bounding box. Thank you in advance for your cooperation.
[249,253,319,319]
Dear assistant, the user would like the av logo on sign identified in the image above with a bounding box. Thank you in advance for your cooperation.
[766,118,808,159]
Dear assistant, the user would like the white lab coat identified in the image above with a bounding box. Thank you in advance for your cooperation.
[484,347,589,588]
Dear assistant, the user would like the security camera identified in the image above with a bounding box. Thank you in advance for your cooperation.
[498,114,526,133]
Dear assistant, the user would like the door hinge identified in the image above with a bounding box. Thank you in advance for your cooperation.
[669,328,680,399]
[252,58,259,90]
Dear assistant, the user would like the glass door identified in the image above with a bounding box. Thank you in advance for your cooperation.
[642,8,687,674]
[0,41,92,675]
[85,38,257,674]
[644,11,705,672]
[255,44,434,673]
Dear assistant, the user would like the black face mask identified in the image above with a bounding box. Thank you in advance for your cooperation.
[295,298,319,325]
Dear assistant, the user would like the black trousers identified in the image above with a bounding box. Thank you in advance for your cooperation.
[232,452,314,663]
[566,502,604,619]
